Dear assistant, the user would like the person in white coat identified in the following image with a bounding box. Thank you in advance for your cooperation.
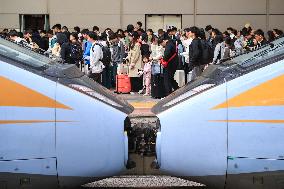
[87,31,104,83]
[213,36,233,64]
[150,36,164,75]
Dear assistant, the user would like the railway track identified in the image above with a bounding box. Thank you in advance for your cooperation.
[82,175,207,188]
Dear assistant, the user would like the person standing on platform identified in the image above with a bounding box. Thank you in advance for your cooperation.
[161,34,179,96]
[88,32,104,84]
[82,29,92,74]
[125,31,143,92]
[187,27,203,81]
[142,55,152,96]
[109,33,125,88]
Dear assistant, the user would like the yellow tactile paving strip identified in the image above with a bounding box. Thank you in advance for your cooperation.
[129,101,157,109]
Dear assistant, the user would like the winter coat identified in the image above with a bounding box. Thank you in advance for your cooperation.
[150,44,164,63]
[163,39,178,70]
[60,42,72,63]
[83,41,92,65]
[126,42,143,77]
[143,62,152,75]
[234,37,244,55]
[181,38,192,63]
[90,43,105,73]
[213,42,232,64]
[188,38,202,67]
[111,41,125,65]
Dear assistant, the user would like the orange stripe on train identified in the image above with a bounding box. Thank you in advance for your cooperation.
[212,74,284,110]
[0,76,72,110]
[209,120,284,124]
[0,120,74,124]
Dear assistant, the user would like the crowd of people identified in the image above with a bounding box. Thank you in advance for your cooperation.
[1,22,283,97]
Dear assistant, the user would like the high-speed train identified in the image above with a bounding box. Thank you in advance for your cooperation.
[153,37,284,189]
[0,38,133,189]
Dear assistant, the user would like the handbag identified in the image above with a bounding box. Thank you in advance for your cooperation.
[161,42,178,68]
[161,52,177,68]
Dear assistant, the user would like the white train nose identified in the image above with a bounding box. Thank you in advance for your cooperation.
[155,131,162,168]
[124,131,129,166]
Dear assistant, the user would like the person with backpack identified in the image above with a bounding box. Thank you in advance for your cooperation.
[199,28,214,66]
[97,35,112,89]
[109,33,125,88]
[69,32,83,68]
[212,36,234,64]
[87,31,105,84]
[212,35,223,64]
[186,27,203,81]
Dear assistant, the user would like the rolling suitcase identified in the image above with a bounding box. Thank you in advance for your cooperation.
[116,74,131,94]
[187,71,193,83]
[174,70,185,87]
[116,62,131,94]
[151,63,166,99]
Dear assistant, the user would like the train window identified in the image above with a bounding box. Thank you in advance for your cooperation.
[0,38,51,68]
[69,84,124,108]
[232,37,284,68]
[163,84,215,107]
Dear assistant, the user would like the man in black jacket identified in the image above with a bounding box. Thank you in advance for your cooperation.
[57,32,71,64]
[186,27,203,80]
[161,35,179,96]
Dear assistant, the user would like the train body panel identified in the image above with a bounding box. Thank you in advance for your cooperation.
[0,61,56,161]
[0,158,58,189]
[223,60,284,159]
[157,83,227,188]
[56,83,127,187]
[226,158,284,189]
[154,37,284,188]
[0,38,133,188]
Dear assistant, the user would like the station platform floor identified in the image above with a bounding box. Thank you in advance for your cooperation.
[115,92,161,117]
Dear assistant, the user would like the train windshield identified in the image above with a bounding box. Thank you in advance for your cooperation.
[0,38,51,69]
[229,37,284,68]
[152,36,284,114]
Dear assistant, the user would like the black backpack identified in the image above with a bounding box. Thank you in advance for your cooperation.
[70,43,83,61]
[200,39,214,65]
[95,43,111,66]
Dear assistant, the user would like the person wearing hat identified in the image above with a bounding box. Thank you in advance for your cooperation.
[125,31,143,92]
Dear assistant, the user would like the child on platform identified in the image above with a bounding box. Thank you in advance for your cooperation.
[142,55,152,96]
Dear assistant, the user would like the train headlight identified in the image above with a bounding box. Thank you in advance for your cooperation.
[163,84,215,107]
[69,84,123,108]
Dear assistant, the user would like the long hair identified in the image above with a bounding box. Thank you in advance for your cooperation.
[130,31,140,49]
[267,30,275,42]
